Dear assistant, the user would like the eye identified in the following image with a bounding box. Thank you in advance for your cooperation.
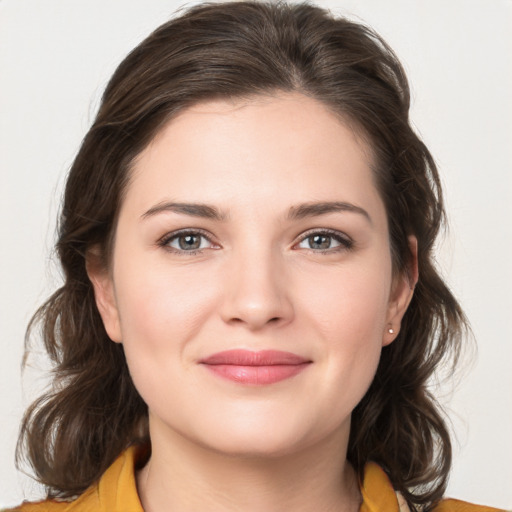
[296,230,353,252]
[159,230,217,254]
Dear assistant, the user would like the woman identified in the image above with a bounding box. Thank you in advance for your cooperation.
[8,2,505,511]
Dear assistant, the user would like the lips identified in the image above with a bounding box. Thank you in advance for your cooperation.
[199,349,312,385]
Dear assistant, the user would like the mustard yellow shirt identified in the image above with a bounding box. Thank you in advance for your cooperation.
[8,447,505,512]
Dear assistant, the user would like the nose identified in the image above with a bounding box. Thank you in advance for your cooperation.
[219,248,294,331]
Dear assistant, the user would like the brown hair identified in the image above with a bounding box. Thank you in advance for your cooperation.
[17,2,466,510]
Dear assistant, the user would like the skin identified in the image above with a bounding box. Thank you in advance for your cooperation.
[88,92,416,512]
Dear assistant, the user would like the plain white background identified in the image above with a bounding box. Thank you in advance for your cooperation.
[1,0,511,509]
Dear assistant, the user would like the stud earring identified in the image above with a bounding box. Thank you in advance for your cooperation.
[388,327,394,334]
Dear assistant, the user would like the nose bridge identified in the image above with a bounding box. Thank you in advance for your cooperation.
[220,240,293,329]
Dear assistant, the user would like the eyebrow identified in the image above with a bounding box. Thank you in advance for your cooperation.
[141,200,371,224]
[141,201,228,221]
[287,201,372,224]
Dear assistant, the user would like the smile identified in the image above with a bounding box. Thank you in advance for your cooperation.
[199,349,312,385]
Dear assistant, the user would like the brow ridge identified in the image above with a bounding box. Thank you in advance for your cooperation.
[288,201,372,224]
[141,201,227,221]
[141,200,371,224]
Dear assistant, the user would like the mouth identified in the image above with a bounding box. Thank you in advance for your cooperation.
[199,349,312,385]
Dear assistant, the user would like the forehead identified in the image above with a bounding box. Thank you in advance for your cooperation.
[149,92,372,158]
[124,92,383,222]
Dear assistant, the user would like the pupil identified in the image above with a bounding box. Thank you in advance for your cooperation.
[310,234,330,249]
[179,235,200,250]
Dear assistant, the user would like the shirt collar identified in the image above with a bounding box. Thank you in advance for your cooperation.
[360,462,401,512]
[92,446,400,512]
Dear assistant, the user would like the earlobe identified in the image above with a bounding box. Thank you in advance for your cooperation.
[383,236,418,346]
[86,248,123,343]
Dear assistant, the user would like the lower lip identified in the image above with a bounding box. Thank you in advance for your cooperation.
[202,363,310,385]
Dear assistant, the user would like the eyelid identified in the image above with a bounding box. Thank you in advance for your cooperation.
[157,227,353,254]
[293,228,354,251]
[158,228,220,253]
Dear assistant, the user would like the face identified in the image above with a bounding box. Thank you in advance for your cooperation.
[90,92,413,458]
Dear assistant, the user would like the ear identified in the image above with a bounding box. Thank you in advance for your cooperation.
[383,236,418,346]
[86,247,123,343]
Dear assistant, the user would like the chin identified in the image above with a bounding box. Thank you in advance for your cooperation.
[201,432,305,459]
[186,413,333,460]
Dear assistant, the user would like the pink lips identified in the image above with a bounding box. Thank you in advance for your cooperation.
[199,350,311,385]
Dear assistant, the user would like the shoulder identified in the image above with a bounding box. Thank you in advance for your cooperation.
[2,500,75,511]
[4,489,97,512]
[5,445,145,512]
[361,462,507,512]
[433,498,507,512]
[2,501,66,511]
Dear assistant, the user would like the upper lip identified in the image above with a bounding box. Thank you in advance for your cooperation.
[199,349,311,366]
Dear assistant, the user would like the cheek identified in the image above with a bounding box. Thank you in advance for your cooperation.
[294,258,391,396]
[111,261,224,416]
[298,259,392,341]
[112,259,221,357]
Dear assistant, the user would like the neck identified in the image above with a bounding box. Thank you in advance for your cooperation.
[137,422,361,512]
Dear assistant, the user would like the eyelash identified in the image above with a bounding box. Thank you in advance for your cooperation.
[294,228,354,254]
[158,229,217,256]
[157,228,353,256]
